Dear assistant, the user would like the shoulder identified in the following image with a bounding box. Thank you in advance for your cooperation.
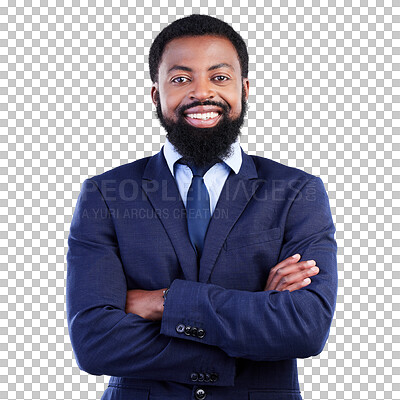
[86,156,152,187]
[245,153,328,199]
[248,153,316,182]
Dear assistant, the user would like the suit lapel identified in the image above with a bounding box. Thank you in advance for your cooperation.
[199,150,260,283]
[142,147,198,281]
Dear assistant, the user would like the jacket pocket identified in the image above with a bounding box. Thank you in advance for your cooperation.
[101,385,149,400]
[225,227,281,251]
[249,390,302,400]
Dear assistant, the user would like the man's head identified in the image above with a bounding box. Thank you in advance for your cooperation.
[149,15,250,167]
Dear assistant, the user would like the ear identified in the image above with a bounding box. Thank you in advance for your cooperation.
[151,83,159,107]
[242,78,249,101]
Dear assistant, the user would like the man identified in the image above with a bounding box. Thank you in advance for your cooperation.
[66,14,337,400]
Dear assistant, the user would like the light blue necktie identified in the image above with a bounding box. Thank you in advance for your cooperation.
[185,162,215,258]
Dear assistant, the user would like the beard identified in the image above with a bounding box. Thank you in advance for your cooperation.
[154,86,248,168]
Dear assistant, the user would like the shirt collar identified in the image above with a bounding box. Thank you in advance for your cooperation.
[163,137,242,177]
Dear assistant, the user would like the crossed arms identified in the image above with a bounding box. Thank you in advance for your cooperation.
[125,254,320,321]
[66,176,337,385]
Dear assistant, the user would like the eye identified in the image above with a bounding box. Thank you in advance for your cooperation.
[213,76,230,82]
[171,76,190,83]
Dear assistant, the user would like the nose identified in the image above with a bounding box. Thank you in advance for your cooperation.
[189,77,215,101]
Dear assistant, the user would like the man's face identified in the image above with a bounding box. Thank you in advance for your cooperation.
[151,35,249,167]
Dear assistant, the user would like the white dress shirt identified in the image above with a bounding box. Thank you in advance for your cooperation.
[163,137,242,215]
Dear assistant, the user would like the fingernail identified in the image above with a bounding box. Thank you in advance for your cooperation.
[303,278,311,284]
[291,254,300,259]
[311,266,319,272]
[306,260,316,266]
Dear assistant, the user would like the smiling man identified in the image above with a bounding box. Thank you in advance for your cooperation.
[153,34,249,168]
[66,14,338,400]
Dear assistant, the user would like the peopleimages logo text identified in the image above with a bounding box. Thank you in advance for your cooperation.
[80,178,318,203]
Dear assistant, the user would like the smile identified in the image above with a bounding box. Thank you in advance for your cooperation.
[184,112,222,127]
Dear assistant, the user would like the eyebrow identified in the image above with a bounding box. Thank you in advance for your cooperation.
[167,63,234,74]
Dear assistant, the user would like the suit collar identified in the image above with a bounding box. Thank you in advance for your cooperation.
[163,137,243,176]
[143,145,257,181]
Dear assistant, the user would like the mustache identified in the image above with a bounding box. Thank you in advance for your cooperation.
[177,100,230,115]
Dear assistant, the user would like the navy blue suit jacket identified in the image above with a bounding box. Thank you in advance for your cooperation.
[66,147,337,400]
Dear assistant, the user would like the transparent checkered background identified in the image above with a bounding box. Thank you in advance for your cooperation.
[1,1,399,399]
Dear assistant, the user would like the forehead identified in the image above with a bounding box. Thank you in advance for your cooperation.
[159,35,241,74]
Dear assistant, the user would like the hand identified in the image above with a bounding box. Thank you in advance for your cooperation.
[264,254,319,292]
[125,288,167,321]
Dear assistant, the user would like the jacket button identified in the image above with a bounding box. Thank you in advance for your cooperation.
[198,373,205,382]
[210,373,218,382]
[190,372,198,382]
[197,328,205,338]
[184,325,192,335]
[191,327,198,336]
[176,324,185,334]
[204,373,211,382]
[195,388,206,400]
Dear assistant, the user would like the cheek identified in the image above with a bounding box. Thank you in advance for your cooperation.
[224,87,243,116]
[229,99,242,117]
[160,98,175,118]
[160,91,181,115]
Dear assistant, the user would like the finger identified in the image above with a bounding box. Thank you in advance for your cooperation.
[265,254,301,288]
[266,258,316,290]
[275,266,319,291]
[284,277,312,292]
[271,261,317,291]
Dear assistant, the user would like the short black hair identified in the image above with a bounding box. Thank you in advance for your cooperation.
[148,14,249,83]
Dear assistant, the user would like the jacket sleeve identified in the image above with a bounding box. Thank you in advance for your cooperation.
[66,179,236,386]
[160,176,338,362]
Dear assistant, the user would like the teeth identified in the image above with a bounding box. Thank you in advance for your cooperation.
[186,112,219,120]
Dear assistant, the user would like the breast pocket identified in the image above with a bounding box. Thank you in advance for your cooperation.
[224,227,281,251]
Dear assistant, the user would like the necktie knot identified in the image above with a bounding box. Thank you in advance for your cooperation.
[179,159,217,177]
[188,164,209,178]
